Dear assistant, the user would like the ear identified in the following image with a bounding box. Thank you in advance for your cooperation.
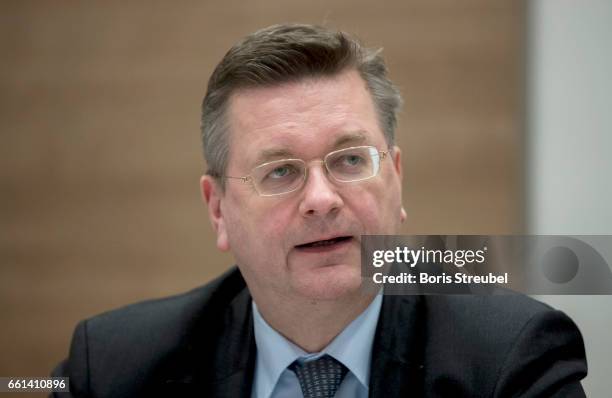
[200,175,230,251]
[391,146,407,223]
[391,145,402,176]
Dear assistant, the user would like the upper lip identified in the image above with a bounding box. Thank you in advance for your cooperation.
[295,235,353,247]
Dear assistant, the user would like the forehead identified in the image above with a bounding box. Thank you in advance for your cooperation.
[225,69,385,169]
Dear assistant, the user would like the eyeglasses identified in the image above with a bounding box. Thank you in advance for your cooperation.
[219,145,389,197]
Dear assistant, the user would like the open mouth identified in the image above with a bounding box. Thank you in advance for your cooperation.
[295,236,353,250]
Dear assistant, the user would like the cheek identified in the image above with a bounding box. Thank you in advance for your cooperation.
[250,201,295,244]
[354,196,383,231]
[348,181,402,233]
[341,187,381,234]
[224,196,293,257]
[222,196,256,252]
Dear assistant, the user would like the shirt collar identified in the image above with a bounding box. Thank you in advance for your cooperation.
[252,293,383,398]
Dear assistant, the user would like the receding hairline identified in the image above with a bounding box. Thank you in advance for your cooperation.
[225,65,369,103]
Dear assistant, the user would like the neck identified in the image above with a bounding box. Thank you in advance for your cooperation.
[252,289,377,353]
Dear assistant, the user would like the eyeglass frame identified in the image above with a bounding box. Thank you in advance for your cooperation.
[211,145,390,197]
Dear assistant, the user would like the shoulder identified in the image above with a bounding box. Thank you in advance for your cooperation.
[419,294,569,364]
[85,266,246,338]
[58,266,250,397]
[423,293,555,337]
[419,294,587,396]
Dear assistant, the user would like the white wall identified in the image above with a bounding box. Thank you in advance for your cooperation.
[527,0,612,395]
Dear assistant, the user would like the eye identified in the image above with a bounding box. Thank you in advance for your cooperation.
[335,154,366,168]
[328,150,371,178]
[267,164,297,179]
[342,154,364,166]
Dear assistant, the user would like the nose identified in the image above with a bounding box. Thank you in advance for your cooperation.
[298,162,344,217]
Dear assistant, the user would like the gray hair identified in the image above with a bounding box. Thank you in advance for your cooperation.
[201,23,402,186]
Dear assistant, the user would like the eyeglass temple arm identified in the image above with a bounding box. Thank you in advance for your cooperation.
[224,175,252,183]
[206,170,252,183]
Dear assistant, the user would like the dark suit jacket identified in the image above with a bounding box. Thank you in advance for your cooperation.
[52,266,587,397]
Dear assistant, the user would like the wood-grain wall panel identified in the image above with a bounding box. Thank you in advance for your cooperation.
[0,0,524,379]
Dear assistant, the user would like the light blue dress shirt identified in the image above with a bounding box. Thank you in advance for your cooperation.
[251,293,383,398]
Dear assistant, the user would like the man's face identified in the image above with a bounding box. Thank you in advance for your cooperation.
[202,70,404,303]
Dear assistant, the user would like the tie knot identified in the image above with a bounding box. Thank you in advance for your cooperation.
[290,354,348,398]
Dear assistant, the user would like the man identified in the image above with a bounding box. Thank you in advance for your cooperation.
[53,24,587,397]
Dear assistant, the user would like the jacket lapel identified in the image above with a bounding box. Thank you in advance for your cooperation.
[159,283,256,398]
[206,287,257,397]
[369,294,425,398]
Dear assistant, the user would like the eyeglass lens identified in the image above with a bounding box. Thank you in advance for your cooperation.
[251,146,381,196]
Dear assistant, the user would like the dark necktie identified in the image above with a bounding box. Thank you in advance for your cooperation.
[290,354,349,398]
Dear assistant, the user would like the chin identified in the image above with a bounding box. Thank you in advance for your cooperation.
[291,263,364,301]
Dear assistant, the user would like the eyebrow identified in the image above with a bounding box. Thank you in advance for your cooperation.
[253,148,295,166]
[253,131,369,166]
[332,131,368,148]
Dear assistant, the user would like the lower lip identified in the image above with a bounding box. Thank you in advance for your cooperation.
[294,237,354,254]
